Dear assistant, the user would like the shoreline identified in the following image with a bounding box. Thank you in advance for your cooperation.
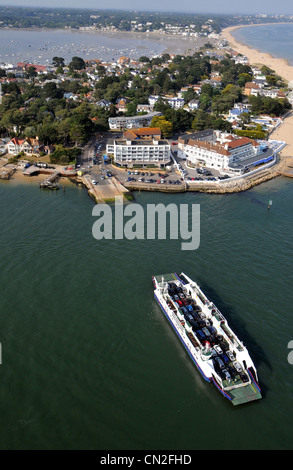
[1,24,292,196]
[221,24,293,170]
[0,27,214,64]
[221,24,293,83]
[2,159,292,196]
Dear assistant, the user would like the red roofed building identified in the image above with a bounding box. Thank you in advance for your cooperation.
[7,137,51,156]
[7,137,25,155]
[123,127,161,140]
[177,130,268,175]
[244,82,260,96]
[17,63,47,74]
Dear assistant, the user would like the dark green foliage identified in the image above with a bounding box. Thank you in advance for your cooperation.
[50,146,81,165]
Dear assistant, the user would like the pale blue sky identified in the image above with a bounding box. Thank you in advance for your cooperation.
[0,0,292,15]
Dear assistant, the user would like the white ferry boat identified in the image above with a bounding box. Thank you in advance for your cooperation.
[153,272,262,406]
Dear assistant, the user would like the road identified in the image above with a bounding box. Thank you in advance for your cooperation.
[78,136,96,171]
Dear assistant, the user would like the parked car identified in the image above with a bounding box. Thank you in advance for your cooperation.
[180,306,188,315]
[202,327,211,337]
[214,345,223,355]
[222,369,232,381]
[233,361,243,373]
[214,357,225,370]
[221,354,230,364]
[196,330,206,341]
[226,351,235,362]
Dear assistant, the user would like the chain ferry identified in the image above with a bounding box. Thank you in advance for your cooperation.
[152,272,261,406]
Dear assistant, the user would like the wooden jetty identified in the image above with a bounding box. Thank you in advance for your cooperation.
[39,171,61,189]
[0,167,15,180]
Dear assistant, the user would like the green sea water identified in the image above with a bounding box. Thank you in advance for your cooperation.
[0,176,293,450]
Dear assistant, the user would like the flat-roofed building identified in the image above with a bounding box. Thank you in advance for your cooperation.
[108,112,162,131]
[107,128,170,168]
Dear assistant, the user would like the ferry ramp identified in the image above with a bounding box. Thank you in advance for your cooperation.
[82,175,130,203]
[228,382,262,406]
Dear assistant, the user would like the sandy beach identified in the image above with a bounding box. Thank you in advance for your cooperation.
[221,24,293,84]
[221,24,293,162]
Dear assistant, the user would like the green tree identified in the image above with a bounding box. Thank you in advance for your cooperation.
[52,56,65,68]
[70,124,87,146]
[69,56,86,72]
[26,66,37,79]
[150,116,173,138]
[43,82,63,100]
[139,56,150,63]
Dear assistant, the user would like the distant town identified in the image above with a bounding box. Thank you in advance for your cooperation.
[0,6,292,198]
[0,6,293,33]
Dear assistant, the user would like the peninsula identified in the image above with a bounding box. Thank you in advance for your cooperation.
[1,8,293,200]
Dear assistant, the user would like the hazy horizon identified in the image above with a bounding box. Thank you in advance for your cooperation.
[0,0,292,16]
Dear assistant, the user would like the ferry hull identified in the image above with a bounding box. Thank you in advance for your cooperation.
[153,273,262,406]
[154,292,211,383]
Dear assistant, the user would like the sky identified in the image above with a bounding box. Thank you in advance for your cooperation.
[0,0,292,15]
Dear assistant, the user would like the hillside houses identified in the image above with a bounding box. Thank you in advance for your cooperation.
[148,95,185,110]
[244,81,287,99]
[0,36,291,159]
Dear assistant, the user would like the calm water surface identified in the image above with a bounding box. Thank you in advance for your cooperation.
[233,23,293,66]
[0,176,293,450]
[0,28,196,65]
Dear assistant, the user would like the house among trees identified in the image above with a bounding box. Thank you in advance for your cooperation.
[7,137,54,156]
[116,98,128,113]
[244,82,260,96]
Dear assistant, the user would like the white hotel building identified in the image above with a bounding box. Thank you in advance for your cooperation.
[178,130,277,175]
[107,129,171,168]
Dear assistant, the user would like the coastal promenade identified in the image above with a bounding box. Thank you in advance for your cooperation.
[122,164,286,194]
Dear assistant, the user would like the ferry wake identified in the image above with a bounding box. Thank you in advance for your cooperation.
[152,272,261,406]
